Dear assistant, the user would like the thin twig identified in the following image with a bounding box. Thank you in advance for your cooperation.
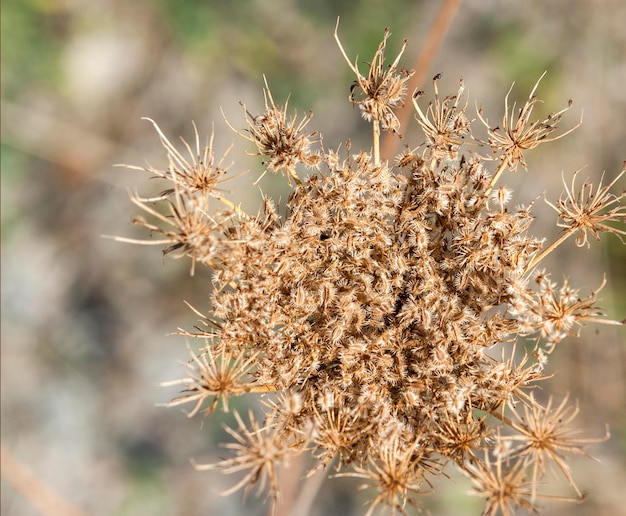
[1,444,87,516]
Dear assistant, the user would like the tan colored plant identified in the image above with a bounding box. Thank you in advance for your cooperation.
[117,23,624,516]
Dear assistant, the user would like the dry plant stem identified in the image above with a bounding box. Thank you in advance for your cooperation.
[1,445,87,516]
[485,159,509,198]
[289,461,331,516]
[527,229,576,271]
[275,454,330,516]
[373,120,381,166]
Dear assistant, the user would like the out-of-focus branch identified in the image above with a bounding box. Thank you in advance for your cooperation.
[1,444,88,516]
[1,100,129,186]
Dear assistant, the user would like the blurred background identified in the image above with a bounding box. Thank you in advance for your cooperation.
[2,1,625,515]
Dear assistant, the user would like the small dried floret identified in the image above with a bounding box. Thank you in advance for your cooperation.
[228,79,320,185]
[125,191,231,270]
[335,22,414,136]
[161,343,257,417]
[123,118,234,198]
[546,168,626,248]
[477,73,581,172]
[338,434,432,516]
[412,75,471,161]
[527,276,608,348]
[501,393,609,501]
[465,451,538,516]
[194,410,295,507]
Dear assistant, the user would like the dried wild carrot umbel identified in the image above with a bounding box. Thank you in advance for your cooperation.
[117,23,625,516]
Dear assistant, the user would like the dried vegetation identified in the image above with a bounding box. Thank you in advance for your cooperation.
[118,22,625,515]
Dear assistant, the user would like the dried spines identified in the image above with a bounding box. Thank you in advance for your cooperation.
[194,410,294,511]
[522,274,608,348]
[432,409,488,465]
[547,168,626,248]
[338,433,432,516]
[235,80,321,185]
[161,343,258,417]
[464,449,538,516]
[477,73,581,173]
[501,393,610,502]
[310,403,372,470]
[128,190,228,267]
[412,75,471,162]
[335,21,414,165]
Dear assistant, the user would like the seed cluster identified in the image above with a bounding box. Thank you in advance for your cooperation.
[120,25,625,516]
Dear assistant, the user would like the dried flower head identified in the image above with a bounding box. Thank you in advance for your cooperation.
[499,393,610,502]
[338,433,433,516]
[477,72,581,172]
[464,449,538,516]
[412,74,471,161]
[193,410,294,511]
[545,169,626,248]
[161,343,259,417]
[231,78,321,185]
[116,23,624,516]
[335,22,413,165]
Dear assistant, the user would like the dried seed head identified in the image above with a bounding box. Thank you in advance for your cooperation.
[117,24,624,516]
[336,22,414,136]
[477,73,581,171]
[412,76,472,161]
[233,79,321,184]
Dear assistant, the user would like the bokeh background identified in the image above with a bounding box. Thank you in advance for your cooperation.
[2,1,625,515]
